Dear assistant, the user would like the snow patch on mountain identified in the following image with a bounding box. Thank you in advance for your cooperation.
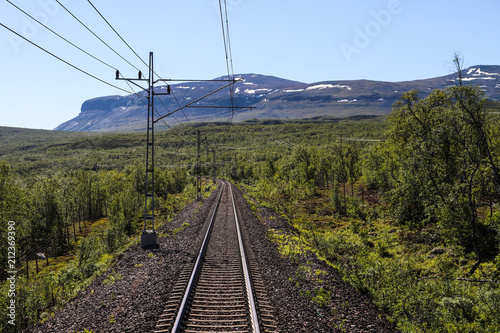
[244,88,272,94]
[462,77,496,81]
[306,84,352,91]
[467,68,477,75]
[470,68,499,76]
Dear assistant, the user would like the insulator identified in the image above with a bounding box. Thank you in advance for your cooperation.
[138,71,142,79]
[115,70,119,79]
[167,85,171,94]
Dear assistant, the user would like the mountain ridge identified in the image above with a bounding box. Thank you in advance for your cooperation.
[55,65,500,132]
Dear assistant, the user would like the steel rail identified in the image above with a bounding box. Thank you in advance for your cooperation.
[229,182,261,333]
[170,182,225,333]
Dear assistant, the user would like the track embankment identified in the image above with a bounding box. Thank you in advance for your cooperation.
[24,181,397,333]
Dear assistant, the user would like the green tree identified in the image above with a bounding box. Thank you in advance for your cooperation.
[375,83,499,271]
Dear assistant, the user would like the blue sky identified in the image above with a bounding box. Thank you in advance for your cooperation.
[1,0,499,130]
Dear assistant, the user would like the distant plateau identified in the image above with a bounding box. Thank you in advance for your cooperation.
[55,65,500,132]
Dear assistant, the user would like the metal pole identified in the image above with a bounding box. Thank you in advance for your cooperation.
[144,57,151,233]
[150,51,156,233]
[197,129,201,200]
[115,52,161,248]
[141,52,157,248]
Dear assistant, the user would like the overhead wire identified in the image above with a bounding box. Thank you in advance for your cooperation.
[86,0,243,146]
[5,1,173,124]
[53,0,238,166]
[90,0,240,169]
[5,0,170,126]
[54,0,143,73]
[0,22,131,94]
[82,0,196,137]
[218,0,236,124]
[85,0,197,133]
[217,0,238,170]
[3,1,193,158]
[86,0,148,71]
[6,0,117,72]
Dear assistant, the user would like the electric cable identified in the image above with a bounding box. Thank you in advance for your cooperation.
[54,0,142,73]
[6,0,179,123]
[217,0,238,167]
[84,0,238,168]
[223,0,235,78]
[0,22,131,94]
[85,0,197,131]
[86,0,148,71]
[6,0,117,72]
[218,0,236,119]
[6,0,173,124]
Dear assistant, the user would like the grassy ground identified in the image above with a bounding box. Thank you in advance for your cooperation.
[242,181,500,332]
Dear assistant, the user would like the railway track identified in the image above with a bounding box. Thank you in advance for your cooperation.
[154,181,278,333]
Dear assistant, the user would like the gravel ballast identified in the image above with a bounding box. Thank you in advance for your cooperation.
[24,182,398,332]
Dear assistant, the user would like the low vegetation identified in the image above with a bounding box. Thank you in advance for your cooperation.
[0,154,193,331]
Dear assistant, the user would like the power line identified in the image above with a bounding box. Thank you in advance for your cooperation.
[6,0,117,72]
[0,22,131,94]
[84,0,238,170]
[86,0,148,71]
[218,0,236,120]
[7,0,180,126]
[223,0,235,78]
[54,0,142,73]
[87,0,237,135]
[85,0,198,132]
[217,0,237,163]
[7,0,174,126]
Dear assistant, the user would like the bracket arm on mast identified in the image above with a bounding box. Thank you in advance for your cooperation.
[154,79,241,123]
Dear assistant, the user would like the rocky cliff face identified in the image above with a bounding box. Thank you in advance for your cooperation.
[55,66,500,132]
